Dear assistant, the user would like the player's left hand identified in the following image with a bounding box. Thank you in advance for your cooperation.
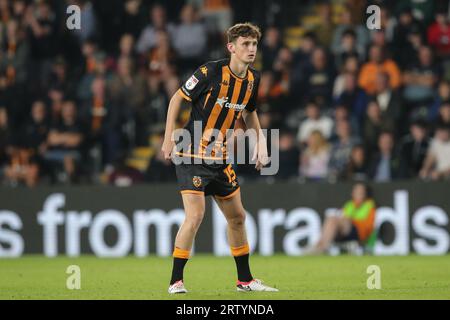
[252,142,269,171]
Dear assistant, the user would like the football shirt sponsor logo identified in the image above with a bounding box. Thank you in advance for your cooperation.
[216,97,246,111]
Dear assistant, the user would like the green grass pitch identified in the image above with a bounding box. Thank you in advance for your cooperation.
[1,255,449,299]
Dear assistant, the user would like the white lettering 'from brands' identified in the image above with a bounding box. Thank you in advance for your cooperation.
[216,97,246,110]
[5,190,449,257]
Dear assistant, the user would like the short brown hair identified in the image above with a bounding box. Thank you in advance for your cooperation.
[227,22,261,43]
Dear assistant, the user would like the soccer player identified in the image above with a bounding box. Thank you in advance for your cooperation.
[162,22,278,294]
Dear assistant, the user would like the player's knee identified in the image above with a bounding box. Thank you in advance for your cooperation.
[185,211,205,230]
[326,216,339,224]
[228,211,246,227]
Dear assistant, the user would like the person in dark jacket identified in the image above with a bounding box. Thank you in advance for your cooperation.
[398,120,430,179]
[368,131,400,181]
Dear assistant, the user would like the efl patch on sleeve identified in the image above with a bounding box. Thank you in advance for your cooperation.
[185,75,199,91]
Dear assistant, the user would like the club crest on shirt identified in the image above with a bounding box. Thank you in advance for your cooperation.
[247,80,254,92]
[192,176,202,188]
[186,75,199,91]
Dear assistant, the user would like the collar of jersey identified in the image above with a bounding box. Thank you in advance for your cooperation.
[227,64,248,80]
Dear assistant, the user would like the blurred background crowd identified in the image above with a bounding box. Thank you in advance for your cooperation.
[1,0,450,187]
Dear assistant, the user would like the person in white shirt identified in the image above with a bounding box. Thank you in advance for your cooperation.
[297,101,333,144]
[420,125,450,180]
[300,130,331,180]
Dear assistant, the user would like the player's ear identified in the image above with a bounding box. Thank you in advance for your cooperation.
[227,42,235,54]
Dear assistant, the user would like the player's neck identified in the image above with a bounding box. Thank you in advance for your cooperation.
[229,57,249,78]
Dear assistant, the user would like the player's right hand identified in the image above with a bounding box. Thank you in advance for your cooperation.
[161,139,175,160]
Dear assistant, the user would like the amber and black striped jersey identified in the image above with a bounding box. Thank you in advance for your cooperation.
[176,58,260,161]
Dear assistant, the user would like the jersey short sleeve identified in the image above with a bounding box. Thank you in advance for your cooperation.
[245,72,261,112]
[179,62,215,102]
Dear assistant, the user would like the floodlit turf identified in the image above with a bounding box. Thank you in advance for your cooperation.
[0,255,449,300]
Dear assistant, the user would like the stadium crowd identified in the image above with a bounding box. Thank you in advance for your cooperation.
[1,0,450,187]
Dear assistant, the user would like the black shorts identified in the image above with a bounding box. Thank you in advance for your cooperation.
[335,224,360,242]
[175,163,240,199]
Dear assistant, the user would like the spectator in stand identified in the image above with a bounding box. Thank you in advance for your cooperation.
[276,130,300,180]
[147,30,179,97]
[392,6,425,69]
[18,100,49,154]
[80,38,99,76]
[145,133,176,182]
[334,70,368,122]
[430,81,450,121]
[23,0,57,93]
[3,101,49,187]
[108,152,144,187]
[427,9,450,58]
[331,6,369,62]
[435,101,450,128]
[110,33,139,71]
[329,120,360,179]
[261,26,282,72]
[399,25,428,69]
[44,56,77,99]
[297,101,333,144]
[172,4,207,75]
[201,0,232,34]
[0,18,29,125]
[79,76,112,166]
[371,72,402,135]
[70,0,97,44]
[358,44,401,95]
[340,144,368,181]
[368,131,400,182]
[311,2,336,47]
[377,5,397,42]
[108,56,146,151]
[301,47,336,106]
[333,53,360,97]
[258,47,292,119]
[332,104,360,137]
[420,124,450,180]
[0,18,29,86]
[0,107,12,175]
[3,147,40,187]
[136,4,175,55]
[363,100,395,160]
[370,29,389,50]
[11,0,27,20]
[333,29,363,70]
[290,31,317,101]
[47,85,64,127]
[398,120,430,179]
[122,0,148,40]
[77,51,111,104]
[403,46,440,110]
[300,130,331,181]
[44,100,84,183]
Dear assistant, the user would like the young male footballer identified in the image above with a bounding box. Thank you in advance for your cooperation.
[162,22,278,294]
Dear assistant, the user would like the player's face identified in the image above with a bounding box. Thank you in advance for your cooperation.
[352,184,367,203]
[231,36,258,64]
